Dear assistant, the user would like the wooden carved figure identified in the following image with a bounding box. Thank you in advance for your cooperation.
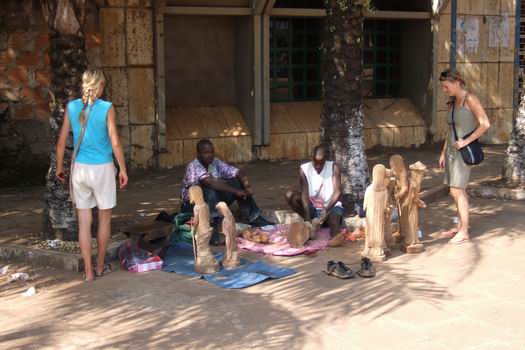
[189,186,220,274]
[216,202,241,269]
[401,161,427,254]
[383,168,396,250]
[286,222,311,248]
[389,155,409,243]
[240,228,269,243]
[362,164,389,262]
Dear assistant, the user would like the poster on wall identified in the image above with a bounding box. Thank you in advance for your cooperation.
[456,17,480,56]
[488,14,509,48]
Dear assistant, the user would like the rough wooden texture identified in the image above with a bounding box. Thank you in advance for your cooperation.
[437,14,451,64]
[101,8,126,66]
[286,222,310,248]
[128,68,155,124]
[126,8,153,65]
[402,162,427,254]
[362,164,388,262]
[390,155,409,244]
[162,106,252,165]
[189,186,220,274]
[502,98,525,187]
[130,125,155,169]
[498,63,514,109]
[158,140,184,168]
[481,63,499,109]
[500,16,515,62]
[104,68,128,107]
[216,202,240,269]
[384,169,396,248]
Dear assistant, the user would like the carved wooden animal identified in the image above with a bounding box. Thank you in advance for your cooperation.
[189,186,219,274]
[401,162,427,254]
[362,164,388,262]
[389,155,409,243]
[216,202,241,269]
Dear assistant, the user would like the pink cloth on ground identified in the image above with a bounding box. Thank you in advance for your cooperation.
[237,224,331,256]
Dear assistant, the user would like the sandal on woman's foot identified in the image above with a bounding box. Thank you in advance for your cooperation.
[440,229,458,239]
[448,235,470,244]
[95,263,116,277]
[83,272,95,282]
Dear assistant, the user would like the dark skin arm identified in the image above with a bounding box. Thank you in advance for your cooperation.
[236,170,253,196]
[300,169,311,222]
[199,169,251,199]
[324,163,342,213]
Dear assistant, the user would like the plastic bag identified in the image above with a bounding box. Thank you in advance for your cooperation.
[117,242,163,273]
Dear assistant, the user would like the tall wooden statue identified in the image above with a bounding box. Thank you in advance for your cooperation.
[362,164,388,262]
[384,168,396,250]
[389,155,409,243]
[216,202,241,269]
[401,161,427,254]
[189,186,220,274]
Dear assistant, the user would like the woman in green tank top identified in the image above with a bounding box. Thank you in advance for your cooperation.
[438,69,490,244]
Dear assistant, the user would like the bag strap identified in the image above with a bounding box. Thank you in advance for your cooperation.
[450,97,460,142]
[462,92,471,107]
[69,102,93,205]
[71,102,93,165]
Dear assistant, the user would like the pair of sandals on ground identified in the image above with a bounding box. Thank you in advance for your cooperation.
[325,257,375,279]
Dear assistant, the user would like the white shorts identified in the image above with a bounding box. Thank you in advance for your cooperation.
[72,162,117,210]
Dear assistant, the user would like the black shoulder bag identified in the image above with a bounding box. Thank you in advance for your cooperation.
[450,96,484,166]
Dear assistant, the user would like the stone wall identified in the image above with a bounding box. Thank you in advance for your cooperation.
[435,0,516,144]
[0,1,101,186]
[0,0,157,188]
[101,0,156,170]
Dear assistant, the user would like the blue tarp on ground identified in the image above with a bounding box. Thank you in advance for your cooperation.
[161,242,296,289]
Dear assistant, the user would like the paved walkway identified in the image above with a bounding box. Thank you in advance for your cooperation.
[1,195,525,349]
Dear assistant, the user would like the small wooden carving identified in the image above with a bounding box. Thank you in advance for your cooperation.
[362,164,388,262]
[189,186,220,274]
[216,202,241,269]
[401,162,427,254]
[389,155,409,243]
[241,227,269,243]
[286,222,311,248]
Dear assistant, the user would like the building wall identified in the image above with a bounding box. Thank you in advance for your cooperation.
[101,1,156,170]
[0,1,101,186]
[164,15,237,107]
[434,0,516,144]
[401,20,434,126]
[235,16,258,144]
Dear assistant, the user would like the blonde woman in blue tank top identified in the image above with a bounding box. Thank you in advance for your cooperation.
[438,69,490,244]
[56,69,128,281]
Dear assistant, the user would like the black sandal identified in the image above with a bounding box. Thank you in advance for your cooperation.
[95,263,116,277]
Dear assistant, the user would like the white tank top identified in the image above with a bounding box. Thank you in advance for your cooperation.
[300,160,342,210]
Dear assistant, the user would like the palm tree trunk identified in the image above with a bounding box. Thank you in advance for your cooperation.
[502,98,525,188]
[320,0,369,206]
[41,0,88,240]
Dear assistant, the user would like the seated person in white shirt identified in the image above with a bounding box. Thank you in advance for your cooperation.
[285,145,347,247]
